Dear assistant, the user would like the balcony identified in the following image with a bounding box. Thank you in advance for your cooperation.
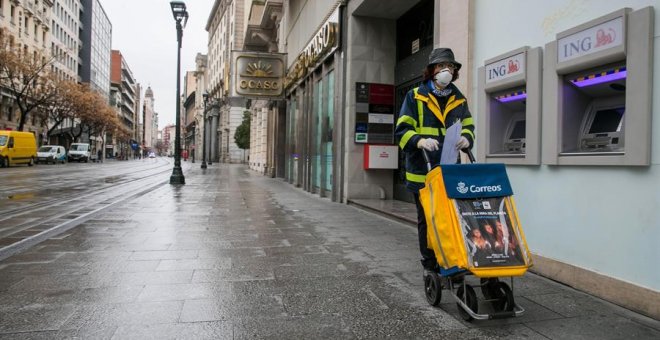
[243,0,282,52]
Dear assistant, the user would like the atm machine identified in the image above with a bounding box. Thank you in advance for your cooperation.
[477,47,542,165]
[542,7,653,166]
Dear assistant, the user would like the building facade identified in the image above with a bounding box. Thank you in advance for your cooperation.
[79,0,110,101]
[142,86,157,152]
[194,53,209,164]
[109,50,140,159]
[243,0,284,177]
[206,0,247,163]
[51,0,81,82]
[183,70,196,161]
[0,0,53,139]
[278,0,659,319]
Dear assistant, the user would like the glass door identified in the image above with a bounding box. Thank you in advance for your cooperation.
[322,70,334,193]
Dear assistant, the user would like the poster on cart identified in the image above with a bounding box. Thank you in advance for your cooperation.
[455,197,525,267]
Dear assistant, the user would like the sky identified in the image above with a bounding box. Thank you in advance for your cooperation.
[99,0,214,127]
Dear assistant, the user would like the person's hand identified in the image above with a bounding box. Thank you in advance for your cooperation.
[417,138,440,151]
[456,136,470,150]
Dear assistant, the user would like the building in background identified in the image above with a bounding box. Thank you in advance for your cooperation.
[206,0,247,163]
[193,53,209,163]
[51,0,81,82]
[109,50,140,159]
[243,0,284,177]
[0,0,54,140]
[161,124,175,157]
[45,0,81,147]
[142,86,158,152]
[79,0,111,101]
[183,70,196,161]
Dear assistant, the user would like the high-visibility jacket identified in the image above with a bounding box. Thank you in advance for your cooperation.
[395,81,475,193]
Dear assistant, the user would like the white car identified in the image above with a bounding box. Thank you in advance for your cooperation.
[37,145,66,164]
[148,152,156,158]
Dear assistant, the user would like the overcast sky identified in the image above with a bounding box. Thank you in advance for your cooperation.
[99,0,213,127]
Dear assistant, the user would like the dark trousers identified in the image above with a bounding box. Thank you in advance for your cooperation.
[413,193,437,270]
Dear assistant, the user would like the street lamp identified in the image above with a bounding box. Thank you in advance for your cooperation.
[169,1,188,185]
[201,91,208,169]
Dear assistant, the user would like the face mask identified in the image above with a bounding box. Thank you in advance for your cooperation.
[434,68,453,87]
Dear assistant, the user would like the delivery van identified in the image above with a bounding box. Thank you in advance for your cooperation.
[37,145,67,164]
[0,130,37,167]
[68,142,91,162]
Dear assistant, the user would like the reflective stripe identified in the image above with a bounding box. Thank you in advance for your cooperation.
[416,96,424,130]
[440,127,447,135]
[415,90,444,125]
[462,117,474,127]
[406,172,426,183]
[444,97,465,120]
[461,128,475,140]
[420,127,439,136]
[399,130,416,149]
[396,115,417,128]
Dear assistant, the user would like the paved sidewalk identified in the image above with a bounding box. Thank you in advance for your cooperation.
[0,164,658,339]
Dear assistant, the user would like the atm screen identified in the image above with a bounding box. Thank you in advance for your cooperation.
[588,107,624,134]
[509,120,526,139]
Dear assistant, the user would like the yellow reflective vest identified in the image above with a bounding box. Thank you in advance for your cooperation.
[395,82,475,192]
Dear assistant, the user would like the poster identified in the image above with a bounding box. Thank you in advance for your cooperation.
[455,197,525,268]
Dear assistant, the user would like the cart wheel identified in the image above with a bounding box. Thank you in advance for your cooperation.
[491,281,515,312]
[480,278,500,300]
[456,284,478,321]
[424,272,442,306]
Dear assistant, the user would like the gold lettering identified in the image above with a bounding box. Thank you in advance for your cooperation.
[284,20,339,90]
[240,80,248,89]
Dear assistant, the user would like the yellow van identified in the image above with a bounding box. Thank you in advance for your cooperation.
[0,130,37,167]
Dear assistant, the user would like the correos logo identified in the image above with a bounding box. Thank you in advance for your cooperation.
[456,181,502,194]
[456,182,469,194]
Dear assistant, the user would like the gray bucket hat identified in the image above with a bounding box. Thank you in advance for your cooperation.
[428,48,462,71]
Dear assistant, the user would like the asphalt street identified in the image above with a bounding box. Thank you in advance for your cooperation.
[0,161,658,339]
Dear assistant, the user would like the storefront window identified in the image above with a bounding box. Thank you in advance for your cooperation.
[323,70,334,192]
[287,96,298,184]
[313,79,322,190]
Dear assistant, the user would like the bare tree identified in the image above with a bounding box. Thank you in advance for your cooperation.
[0,37,58,131]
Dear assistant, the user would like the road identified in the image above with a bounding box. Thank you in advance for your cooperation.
[0,157,180,261]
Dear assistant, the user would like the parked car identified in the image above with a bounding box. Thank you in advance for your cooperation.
[0,131,37,167]
[68,143,91,162]
[148,152,156,158]
[37,145,67,164]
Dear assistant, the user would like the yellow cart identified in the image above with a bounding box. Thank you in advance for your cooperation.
[419,151,533,321]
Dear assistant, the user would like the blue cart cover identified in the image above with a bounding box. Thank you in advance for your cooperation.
[441,163,513,199]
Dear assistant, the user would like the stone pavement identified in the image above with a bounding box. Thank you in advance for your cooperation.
[0,164,658,339]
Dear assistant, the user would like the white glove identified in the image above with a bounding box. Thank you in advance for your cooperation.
[417,138,440,152]
[456,136,470,150]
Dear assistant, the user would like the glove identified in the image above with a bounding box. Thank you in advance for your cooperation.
[456,136,470,150]
[417,138,440,152]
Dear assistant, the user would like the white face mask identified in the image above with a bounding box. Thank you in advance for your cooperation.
[434,68,453,88]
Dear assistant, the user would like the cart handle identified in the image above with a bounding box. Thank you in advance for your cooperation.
[421,148,476,172]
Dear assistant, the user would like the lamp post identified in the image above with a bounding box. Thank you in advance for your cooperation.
[201,92,208,169]
[169,1,188,185]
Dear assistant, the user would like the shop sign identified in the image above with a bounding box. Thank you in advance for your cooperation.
[232,52,286,98]
[284,7,340,90]
[558,16,624,63]
[485,52,526,83]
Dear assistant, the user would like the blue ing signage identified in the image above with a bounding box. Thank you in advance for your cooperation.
[441,163,513,199]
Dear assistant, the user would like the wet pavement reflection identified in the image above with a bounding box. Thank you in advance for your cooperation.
[0,163,658,339]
